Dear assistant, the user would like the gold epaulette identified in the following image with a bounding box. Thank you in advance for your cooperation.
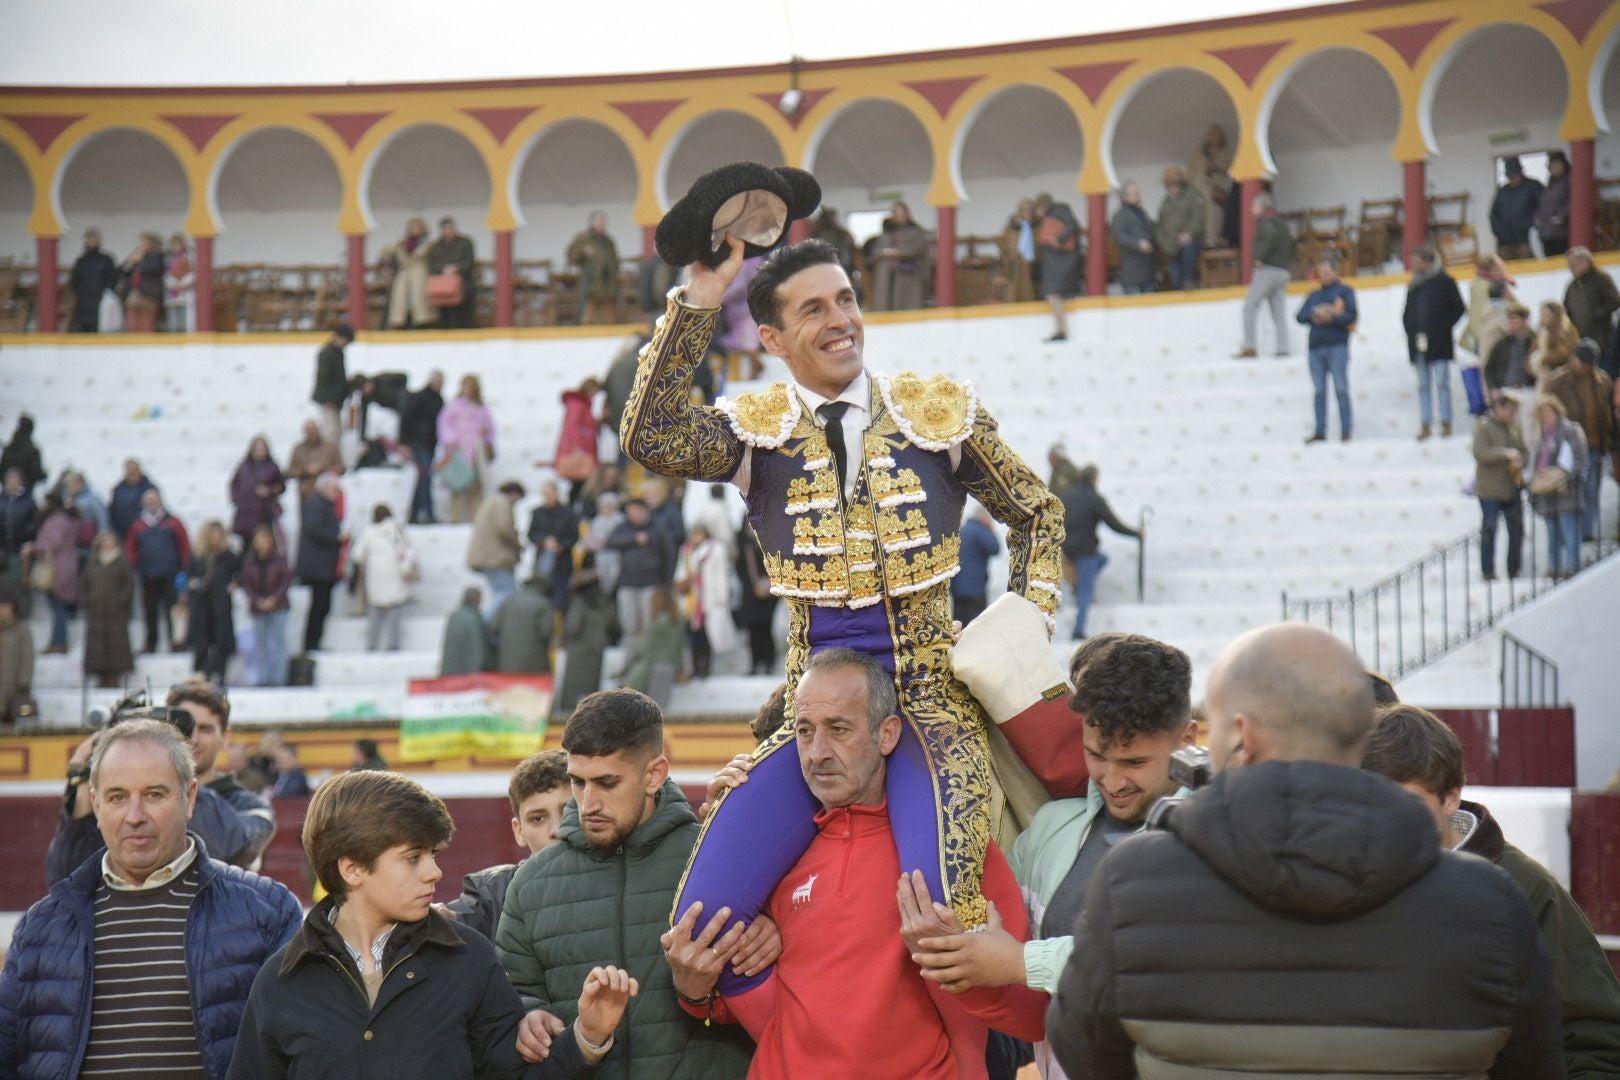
[875,372,979,451]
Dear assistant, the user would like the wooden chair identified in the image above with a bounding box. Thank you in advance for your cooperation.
[953,235,1001,306]
[1356,197,1403,269]
[1199,245,1241,288]
[1593,176,1620,252]
[1426,192,1470,242]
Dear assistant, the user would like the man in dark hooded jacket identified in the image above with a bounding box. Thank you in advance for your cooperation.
[1047,622,1561,1080]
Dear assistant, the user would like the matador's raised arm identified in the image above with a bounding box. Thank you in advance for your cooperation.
[620,293,746,483]
[954,406,1065,620]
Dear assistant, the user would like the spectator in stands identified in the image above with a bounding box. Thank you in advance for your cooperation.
[80,532,133,688]
[690,485,734,564]
[1532,299,1580,388]
[528,479,579,610]
[1110,182,1155,296]
[811,207,858,281]
[187,521,239,685]
[381,216,435,329]
[721,256,767,381]
[584,490,624,594]
[643,476,685,547]
[1035,193,1081,342]
[1546,339,1613,542]
[1531,394,1589,582]
[1058,464,1140,640]
[0,592,34,724]
[871,201,930,312]
[427,216,478,330]
[0,415,45,493]
[348,503,413,652]
[443,748,570,939]
[69,228,121,332]
[108,457,153,540]
[163,233,194,333]
[1,719,301,1079]
[119,232,166,332]
[1296,257,1360,443]
[675,525,734,680]
[909,635,1189,1018]
[401,370,446,524]
[437,374,496,524]
[1534,151,1570,258]
[446,750,570,940]
[311,323,353,445]
[953,505,999,626]
[608,497,673,642]
[998,198,1039,304]
[1489,156,1543,260]
[285,419,343,501]
[127,487,190,654]
[568,211,621,326]
[469,480,525,617]
[229,435,286,546]
[1156,165,1204,291]
[1486,303,1536,395]
[558,566,615,713]
[1461,252,1517,363]
[58,467,109,536]
[231,768,632,1079]
[601,335,644,453]
[1474,392,1528,581]
[1188,123,1234,249]
[1047,623,1562,1078]
[553,380,602,507]
[295,473,343,654]
[351,737,389,771]
[500,688,758,1079]
[270,742,310,798]
[638,255,679,318]
[239,525,291,686]
[490,575,554,675]
[441,586,490,676]
[1402,246,1467,440]
[1562,247,1620,378]
[734,522,776,675]
[30,492,81,654]
[175,680,278,865]
[0,469,35,603]
[1362,703,1620,1077]
[1234,192,1295,359]
[663,649,1040,1076]
[621,585,683,706]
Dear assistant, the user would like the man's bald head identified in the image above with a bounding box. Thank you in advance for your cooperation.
[1204,623,1375,770]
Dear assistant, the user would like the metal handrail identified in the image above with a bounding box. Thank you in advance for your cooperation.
[1283,509,1616,681]
[1135,504,1154,603]
[1500,632,1561,709]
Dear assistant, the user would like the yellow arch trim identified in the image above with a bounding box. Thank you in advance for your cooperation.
[798,84,950,205]
[1579,7,1620,134]
[1093,55,1251,189]
[196,115,351,236]
[497,106,652,228]
[654,99,796,209]
[1249,36,1418,169]
[43,115,198,237]
[1413,14,1589,149]
[0,119,55,239]
[351,108,504,232]
[943,76,1094,201]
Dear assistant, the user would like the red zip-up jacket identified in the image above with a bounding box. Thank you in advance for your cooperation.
[684,801,1047,1079]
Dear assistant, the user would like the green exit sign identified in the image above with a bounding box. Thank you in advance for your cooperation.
[1488,128,1530,147]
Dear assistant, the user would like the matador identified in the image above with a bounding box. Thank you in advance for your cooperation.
[623,229,1065,995]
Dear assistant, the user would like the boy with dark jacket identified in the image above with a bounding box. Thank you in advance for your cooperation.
[446,750,571,940]
[1363,703,1620,1080]
[228,768,635,1079]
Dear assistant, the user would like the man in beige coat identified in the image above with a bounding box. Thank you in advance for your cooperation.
[467,480,525,617]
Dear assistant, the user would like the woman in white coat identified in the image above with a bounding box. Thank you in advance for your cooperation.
[675,524,736,679]
[348,503,415,651]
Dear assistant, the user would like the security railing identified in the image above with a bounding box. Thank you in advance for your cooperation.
[1282,512,1616,681]
[1500,632,1560,709]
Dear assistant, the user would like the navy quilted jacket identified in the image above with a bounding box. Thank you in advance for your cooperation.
[0,834,302,1080]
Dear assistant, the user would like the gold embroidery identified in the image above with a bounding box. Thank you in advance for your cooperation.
[792,514,845,556]
[724,383,796,445]
[620,301,745,482]
[869,467,926,508]
[785,468,840,515]
[881,372,977,449]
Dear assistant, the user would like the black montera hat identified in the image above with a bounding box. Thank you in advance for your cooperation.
[656,163,821,268]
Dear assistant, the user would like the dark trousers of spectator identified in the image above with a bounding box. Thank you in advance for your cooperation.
[688,625,712,679]
[438,296,474,330]
[303,580,335,652]
[954,594,987,627]
[1542,237,1569,258]
[141,576,177,652]
[1479,497,1523,579]
[410,447,436,523]
[744,620,776,675]
[1169,240,1201,290]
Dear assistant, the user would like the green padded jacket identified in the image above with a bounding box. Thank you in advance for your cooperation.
[494,780,752,1080]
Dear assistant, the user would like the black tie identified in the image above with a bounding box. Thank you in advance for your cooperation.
[818,401,850,499]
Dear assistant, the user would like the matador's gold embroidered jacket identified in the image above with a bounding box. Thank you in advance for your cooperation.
[622,289,1063,923]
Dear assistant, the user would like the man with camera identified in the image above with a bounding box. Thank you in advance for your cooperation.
[1047,622,1562,1079]
[1,718,301,1079]
[44,684,277,885]
[905,632,1194,1079]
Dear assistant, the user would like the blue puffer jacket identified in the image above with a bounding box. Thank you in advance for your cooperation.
[0,834,302,1080]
